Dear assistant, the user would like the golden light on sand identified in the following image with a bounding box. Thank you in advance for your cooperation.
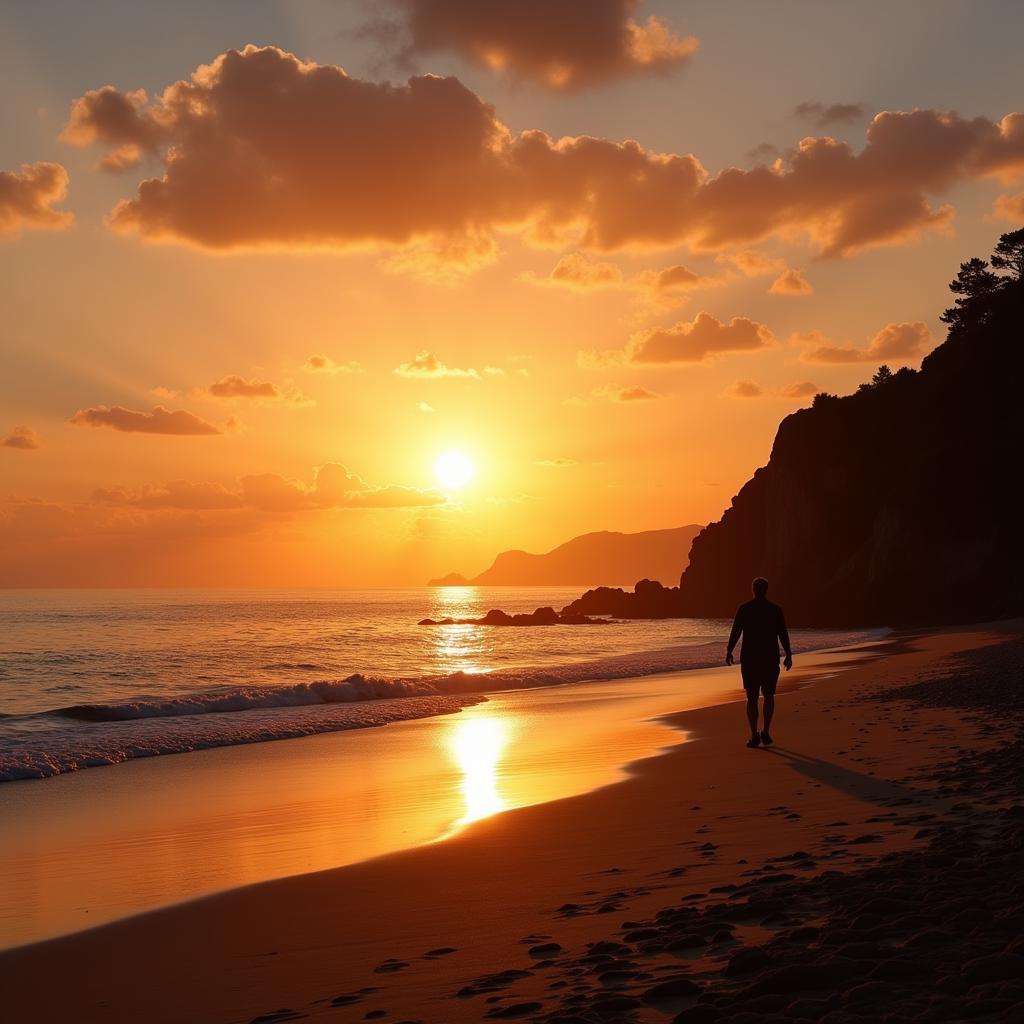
[434,449,475,490]
[449,716,508,824]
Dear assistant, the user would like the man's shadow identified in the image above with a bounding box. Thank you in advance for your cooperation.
[766,747,927,809]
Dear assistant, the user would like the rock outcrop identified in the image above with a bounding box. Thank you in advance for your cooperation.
[419,606,608,627]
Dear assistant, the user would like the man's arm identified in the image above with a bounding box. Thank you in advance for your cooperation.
[726,606,743,665]
[778,608,793,670]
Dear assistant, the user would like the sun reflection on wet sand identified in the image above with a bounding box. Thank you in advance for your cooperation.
[448,716,509,824]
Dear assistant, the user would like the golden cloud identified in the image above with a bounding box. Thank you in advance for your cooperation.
[626,312,776,365]
[0,162,73,237]
[62,48,1024,261]
[69,405,223,435]
[2,425,42,450]
[800,321,935,364]
[375,0,698,90]
[769,268,814,295]
[393,350,480,379]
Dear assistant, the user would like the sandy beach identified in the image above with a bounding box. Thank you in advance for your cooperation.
[2,622,1021,1023]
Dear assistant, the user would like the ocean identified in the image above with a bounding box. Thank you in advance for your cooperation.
[0,587,881,782]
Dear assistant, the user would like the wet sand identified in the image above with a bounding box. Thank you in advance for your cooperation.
[1,623,1020,1023]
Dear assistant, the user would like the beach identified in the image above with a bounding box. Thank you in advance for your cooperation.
[2,622,1020,1023]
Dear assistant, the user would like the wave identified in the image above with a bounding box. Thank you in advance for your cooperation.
[0,628,887,782]
[56,675,446,721]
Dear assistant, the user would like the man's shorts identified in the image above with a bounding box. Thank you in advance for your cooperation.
[741,661,780,698]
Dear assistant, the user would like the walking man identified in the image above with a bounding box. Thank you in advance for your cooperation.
[726,577,792,748]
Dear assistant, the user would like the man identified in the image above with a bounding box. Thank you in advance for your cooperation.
[726,577,792,748]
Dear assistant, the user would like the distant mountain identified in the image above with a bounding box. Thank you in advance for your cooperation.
[428,525,702,587]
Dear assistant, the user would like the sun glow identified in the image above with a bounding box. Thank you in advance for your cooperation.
[434,449,475,490]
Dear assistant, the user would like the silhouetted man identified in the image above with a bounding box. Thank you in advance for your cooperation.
[726,577,792,748]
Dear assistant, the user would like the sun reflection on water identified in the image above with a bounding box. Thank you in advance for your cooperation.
[448,716,509,824]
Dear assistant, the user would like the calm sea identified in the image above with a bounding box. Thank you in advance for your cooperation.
[0,587,881,781]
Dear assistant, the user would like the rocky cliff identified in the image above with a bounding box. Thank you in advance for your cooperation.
[676,239,1024,626]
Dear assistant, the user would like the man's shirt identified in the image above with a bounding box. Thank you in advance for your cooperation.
[727,597,792,664]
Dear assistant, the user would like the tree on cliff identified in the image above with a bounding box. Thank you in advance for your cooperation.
[991,227,1024,280]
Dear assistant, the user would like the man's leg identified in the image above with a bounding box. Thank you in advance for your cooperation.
[761,666,780,743]
[746,693,760,738]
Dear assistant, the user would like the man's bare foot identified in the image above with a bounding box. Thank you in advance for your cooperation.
[760,731,773,746]
[746,735,761,748]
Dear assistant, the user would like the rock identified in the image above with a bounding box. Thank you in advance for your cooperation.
[741,960,856,997]
[962,953,1024,986]
[672,1008,720,1024]
[642,977,702,1004]
[724,947,772,976]
[528,942,562,957]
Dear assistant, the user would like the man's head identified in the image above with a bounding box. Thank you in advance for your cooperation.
[752,577,769,598]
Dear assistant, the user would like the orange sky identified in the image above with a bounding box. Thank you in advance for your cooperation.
[2,1,1024,586]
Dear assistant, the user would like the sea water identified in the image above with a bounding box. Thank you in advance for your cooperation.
[0,587,880,781]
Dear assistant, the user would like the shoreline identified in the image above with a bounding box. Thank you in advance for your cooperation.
[3,622,1019,1023]
[0,640,886,951]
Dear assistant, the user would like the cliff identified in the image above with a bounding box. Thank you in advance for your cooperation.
[676,239,1024,626]
[428,525,701,587]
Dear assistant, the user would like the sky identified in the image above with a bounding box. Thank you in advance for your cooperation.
[2,0,1024,587]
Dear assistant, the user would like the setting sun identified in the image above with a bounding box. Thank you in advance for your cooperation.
[434,449,475,490]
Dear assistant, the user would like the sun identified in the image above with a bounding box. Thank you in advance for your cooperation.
[434,449,475,490]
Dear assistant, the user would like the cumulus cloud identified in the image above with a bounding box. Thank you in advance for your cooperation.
[993,192,1024,221]
[372,0,698,90]
[593,383,663,402]
[2,425,42,450]
[794,101,868,129]
[624,312,775,365]
[800,321,934,364]
[394,350,479,379]
[61,47,1024,262]
[524,252,713,300]
[69,405,223,435]
[202,374,312,405]
[0,162,73,237]
[769,268,814,295]
[727,379,764,398]
[716,249,786,276]
[304,354,362,374]
[726,379,818,399]
[416,401,436,414]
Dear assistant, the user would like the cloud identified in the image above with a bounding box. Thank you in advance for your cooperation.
[793,101,868,129]
[625,312,775,365]
[62,47,1024,262]
[800,320,934,364]
[202,375,312,404]
[780,380,819,398]
[993,192,1024,221]
[593,383,663,402]
[69,405,223,435]
[727,379,764,398]
[304,354,362,374]
[716,249,786,276]
[372,0,698,90]
[524,252,713,299]
[93,480,243,510]
[536,457,578,467]
[726,379,818,399]
[61,86,164,170]
[769,268,814,295]
[394,350,479,379]
[0,162,73,237]
[97,464,447,513]
[2,425,42,450]
[416,401,436,413]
